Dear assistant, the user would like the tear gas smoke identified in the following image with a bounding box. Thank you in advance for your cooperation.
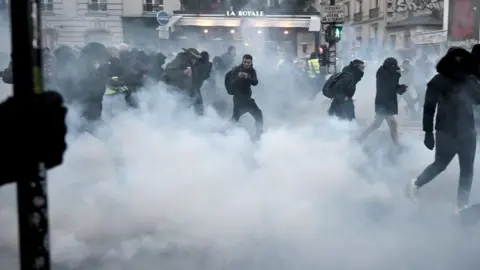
[1,10,480,270]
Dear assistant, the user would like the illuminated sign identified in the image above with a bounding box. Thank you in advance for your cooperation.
[226,10,265,17]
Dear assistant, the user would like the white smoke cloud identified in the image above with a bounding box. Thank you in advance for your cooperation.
[0,7,479,270]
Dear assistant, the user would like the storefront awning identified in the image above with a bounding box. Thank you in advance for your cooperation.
[176,15,314,28]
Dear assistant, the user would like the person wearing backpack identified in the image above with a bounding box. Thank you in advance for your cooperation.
[225,54,263,140]
[325,59,365,121]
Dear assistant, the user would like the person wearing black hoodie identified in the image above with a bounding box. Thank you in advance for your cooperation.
[226,54,262,139]
[406,47,480,212]
[327,59,365,121]
[357,57,407,145]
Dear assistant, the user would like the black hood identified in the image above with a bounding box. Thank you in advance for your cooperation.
[436,47,474,80]
[343,62,364,81]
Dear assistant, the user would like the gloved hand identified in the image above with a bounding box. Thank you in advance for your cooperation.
[0,91,67,186]
[423,131,435,150]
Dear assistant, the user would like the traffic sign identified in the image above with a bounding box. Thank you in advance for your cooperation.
[321,5,345,24]
[156,11,169,26]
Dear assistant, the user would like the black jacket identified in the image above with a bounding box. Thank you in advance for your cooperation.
[228,65,258,99]
[328,63,364,121]
[375,59,406,115]
[423,48,480,138]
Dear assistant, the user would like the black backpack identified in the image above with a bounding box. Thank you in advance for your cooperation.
[322,72,351,99]
[224,69,234,95]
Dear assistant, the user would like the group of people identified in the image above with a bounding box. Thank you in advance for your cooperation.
[2,40,480,216]
[321,46,480,213]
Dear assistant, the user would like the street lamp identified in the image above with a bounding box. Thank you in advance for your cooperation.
[284,30,289,35]
[230,29,235,34]
[203,29,208,33]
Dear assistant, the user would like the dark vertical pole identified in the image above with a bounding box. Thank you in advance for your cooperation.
[9,0,49,270]
[327,0,337,74]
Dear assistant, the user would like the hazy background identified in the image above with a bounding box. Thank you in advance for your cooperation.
[1,8,480,270]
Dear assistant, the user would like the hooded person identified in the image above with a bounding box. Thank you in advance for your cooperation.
[406,47,480,212]
[356,57,407,145]
[327,59,365,121]
[74,42,110,131]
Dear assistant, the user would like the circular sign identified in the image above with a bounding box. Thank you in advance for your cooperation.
[156,11,169,26]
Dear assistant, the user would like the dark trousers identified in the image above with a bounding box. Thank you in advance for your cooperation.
[191,88,204,116]
[230,97,263,139]
[415,132,477,208]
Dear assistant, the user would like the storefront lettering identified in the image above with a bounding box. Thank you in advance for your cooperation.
[394,0,442,12]
[226,10,265,17]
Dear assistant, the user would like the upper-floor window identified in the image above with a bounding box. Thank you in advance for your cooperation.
[41,0,54,12]
[88,0,107,12]
[390,35,396,48]
[344,2,350,16]
[371,23,378,37]
[144,0,163,12]
[355,0,363,13]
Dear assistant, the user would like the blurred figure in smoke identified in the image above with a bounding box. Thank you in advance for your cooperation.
[306,52,321,98]
[54,45,78,104]
[327,59,365,121]
[190,51,212,115]
[218,45,236,72]
[163,48,206,115]
[357,57,407,146]
[399,59,418,119]
[75,42,110,132]
[414,52,434,107]
[407,47,480,212]
[225,54,262,140]
[147,52,167,83]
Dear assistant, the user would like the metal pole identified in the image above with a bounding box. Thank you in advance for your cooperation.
[9,0,50,269]
[327,0,337,74]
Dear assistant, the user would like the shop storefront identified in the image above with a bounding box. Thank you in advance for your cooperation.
[124,11,320,56]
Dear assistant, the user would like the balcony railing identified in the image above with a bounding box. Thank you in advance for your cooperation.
[353,12,362,22]
[41,2,54,12]
[87,3,107,12]
[369,7,379,19]
[143,3,163,12]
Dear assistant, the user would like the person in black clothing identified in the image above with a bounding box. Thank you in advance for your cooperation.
[406,47,480,212]
[190,51,212,115]
[357,57,407,145]
[328,59,365,121]
[74,42,110,132]
[227,54,262,139]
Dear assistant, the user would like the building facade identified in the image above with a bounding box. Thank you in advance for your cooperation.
[40,0,124,48]
[122,0,322,57]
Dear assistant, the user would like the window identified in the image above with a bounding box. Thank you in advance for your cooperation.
[356,0,363,13]
[88,0,107,12]
[371,23,378,37]
[390,35,396,48]
[41,0,53,12]
[344,2,350,17]
[143,0,163,12]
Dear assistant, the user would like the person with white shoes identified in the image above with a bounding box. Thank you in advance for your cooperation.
[406,48,480,212]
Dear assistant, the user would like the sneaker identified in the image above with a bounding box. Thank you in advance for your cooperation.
[406,178,420,202]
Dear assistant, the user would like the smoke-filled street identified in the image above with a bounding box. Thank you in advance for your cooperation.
[1,0,480,270]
